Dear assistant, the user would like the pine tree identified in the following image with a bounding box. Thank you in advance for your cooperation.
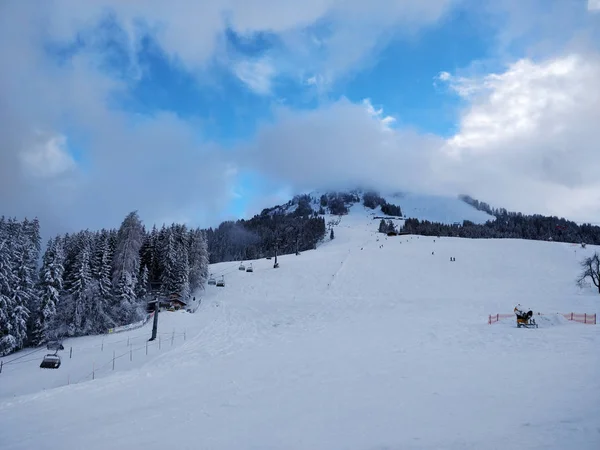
[8,220,33,350]
[92,230,113,301]
[159,227,179,297]
[0,226,19,355]
[22,218,43,345]
[37,237,65,342]
[136,265,149,300]
[112,211,144,320]
[188,229,209,293]
[139,229,155,283]
[172,224,190,300]
[64,234,93,335]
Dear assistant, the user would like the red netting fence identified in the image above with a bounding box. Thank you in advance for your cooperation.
[488,312,596,325]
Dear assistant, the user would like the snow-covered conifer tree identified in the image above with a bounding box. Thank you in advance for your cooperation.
[112,212,144,322]
[0,220,18,355]
[188,228,209,292]
[136,264,149,300]
[37,237,65,342]
[63,233,94,335]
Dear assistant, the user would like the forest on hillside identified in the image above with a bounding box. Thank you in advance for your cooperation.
[401,195,600,244]
[0,213,210,356]
[0,205,327,355]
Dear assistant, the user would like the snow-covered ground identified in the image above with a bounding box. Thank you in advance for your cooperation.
[385,191,495,224]
[1,204,599,450]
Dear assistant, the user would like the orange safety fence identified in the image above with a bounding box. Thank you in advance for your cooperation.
[488,312,596,325]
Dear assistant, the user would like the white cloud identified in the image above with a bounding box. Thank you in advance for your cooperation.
[245,52,600,223]
[11,0,456,88]
[362,98,396,131]
[19,133,77,179]
[437,71,451,81]
[233,58,276,95]
[0,0,460,236]
[588,0,600,12]
[242,98,444,195]
[439,53,600,220]
[2,0,600,237]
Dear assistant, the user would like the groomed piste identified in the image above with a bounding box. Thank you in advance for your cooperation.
[1,201,599,450]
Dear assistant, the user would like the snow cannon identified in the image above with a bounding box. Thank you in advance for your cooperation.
[514,305,538,328]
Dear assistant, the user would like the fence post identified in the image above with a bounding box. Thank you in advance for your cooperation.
[101,340,104,351]
[571,312,573,321]
[0,360,3,374]
[496,314,499,322]
[146,340,148,355]
[112,351,115,370]
[70,347,73,359]
[92,362,95,380]
[584,313,587,324]
[488,315,491,325]
[171,331,175,346]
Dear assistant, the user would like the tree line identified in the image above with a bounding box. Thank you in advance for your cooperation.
[1,204,328,355]
[403,197,600,245]
[204,209,327,263]
[0,212,210,356]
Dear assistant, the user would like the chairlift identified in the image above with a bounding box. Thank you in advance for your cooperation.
[239,262,246,271]
[208,275,216,285]
[46,340,64,351]
[216,276,225,287]
[246,263,253,272]
[40,353,61,369]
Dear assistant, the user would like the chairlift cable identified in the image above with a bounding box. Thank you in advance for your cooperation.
[2,346,46,365]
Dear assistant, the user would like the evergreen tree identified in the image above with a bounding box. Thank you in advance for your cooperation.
[188,229,209,292]
[63,233,94,335]
[159,227,178,297]
[9,221,33,349]
[0,224,19,355]
[112,211,144,320]
[92,230,113,300]
[136,265,149,300]
[37,237,65,342]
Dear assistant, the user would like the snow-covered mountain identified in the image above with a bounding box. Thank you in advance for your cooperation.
[262,189,495,225]
[1,203,599,450]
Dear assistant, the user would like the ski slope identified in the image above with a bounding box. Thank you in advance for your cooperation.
[1,204,599,450]
[384,191,495,224]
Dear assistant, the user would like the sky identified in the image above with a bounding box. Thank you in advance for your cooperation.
[1,0,599,238]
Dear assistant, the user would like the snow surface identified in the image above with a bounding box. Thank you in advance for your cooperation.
[283,189,495,225]
[384,192,494,224]
[1,204,599,450]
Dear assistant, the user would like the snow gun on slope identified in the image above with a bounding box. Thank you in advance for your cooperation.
[514,304,538,328]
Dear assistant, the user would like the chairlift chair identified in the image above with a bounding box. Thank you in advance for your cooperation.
[216,276,225,287]
[208,275,216,285]
[239,262,246,270]
[246,263,253,272]
[40,353,61,369]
